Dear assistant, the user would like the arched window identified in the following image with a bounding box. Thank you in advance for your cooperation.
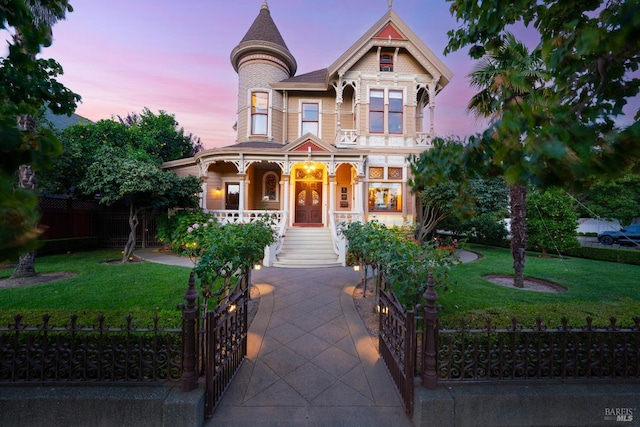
[262,171,279,201]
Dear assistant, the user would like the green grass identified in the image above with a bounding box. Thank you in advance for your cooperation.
[2,246,639,331]
[438,244,640,328]
[0,250,193,328]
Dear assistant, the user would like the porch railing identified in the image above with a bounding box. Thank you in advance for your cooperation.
[330,211,363,265]
[207,210,287,267]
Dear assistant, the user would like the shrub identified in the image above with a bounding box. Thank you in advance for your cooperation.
[156,209,216,253]
[562,245,640,265]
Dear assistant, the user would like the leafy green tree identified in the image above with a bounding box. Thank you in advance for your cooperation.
[0,0,79,268]
[446,0,640,186]
[438,176,510,242]
[578,173,640,226]
[446,0,640,285]
[409,137,474,242]
[40,111,202,196]
[526,188,580,256]
[118,108,203,162]
[39,119,135,196]
[80,147,201,263]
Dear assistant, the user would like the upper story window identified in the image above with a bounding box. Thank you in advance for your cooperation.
[389,90,403,134]
[369,89,404,134]
[301,102,319,136]
[369,89,384,133]
[251,91,268,136]
[380,53,393,72]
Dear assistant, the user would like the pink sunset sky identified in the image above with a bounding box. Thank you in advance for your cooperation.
[20,0,637,149]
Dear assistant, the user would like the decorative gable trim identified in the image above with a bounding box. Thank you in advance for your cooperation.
[327,9,452,88]
[374,23,405,40]
[282,133,337,153]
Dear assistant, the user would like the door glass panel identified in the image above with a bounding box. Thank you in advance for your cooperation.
[312,190,320,206]
[298,190,306,206]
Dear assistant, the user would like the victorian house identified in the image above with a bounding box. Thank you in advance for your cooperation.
[163,1,452,267]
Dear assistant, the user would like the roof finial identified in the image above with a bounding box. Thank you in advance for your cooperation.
[388,0,392,10]
[261,0,269,11]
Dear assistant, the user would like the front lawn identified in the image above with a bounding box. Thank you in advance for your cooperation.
[0,250,192,327]
[2,246,638,331]
[438,244,640,328]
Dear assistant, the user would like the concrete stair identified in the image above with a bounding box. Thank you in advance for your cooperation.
[273,227,341,268]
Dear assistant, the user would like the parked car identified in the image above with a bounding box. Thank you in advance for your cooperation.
[597,224,640,246]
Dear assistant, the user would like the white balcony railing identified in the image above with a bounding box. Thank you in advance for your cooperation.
[337,129,434,148]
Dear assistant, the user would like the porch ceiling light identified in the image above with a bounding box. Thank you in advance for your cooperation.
[303,146,316,173]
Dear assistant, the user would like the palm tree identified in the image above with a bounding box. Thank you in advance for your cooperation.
[467,33,545,288]
[11,1,70,279]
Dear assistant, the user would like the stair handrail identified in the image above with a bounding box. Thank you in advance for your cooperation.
[330,211,362,266]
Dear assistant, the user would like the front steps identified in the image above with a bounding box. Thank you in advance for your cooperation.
[273,227,341,268]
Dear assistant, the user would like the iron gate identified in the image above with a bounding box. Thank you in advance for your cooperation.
[202,273,250,419]
[378,275,416,415]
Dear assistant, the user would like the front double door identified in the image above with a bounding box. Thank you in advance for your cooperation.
[295,181,322,224]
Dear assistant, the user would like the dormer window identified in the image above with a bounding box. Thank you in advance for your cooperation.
[380,53,393,72]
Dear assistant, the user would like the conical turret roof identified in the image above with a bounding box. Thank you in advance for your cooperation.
[230,1,297,76]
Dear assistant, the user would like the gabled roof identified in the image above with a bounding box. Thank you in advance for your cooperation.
[282,133,338,153]
[328,9,452,86]
[272,8,452,91]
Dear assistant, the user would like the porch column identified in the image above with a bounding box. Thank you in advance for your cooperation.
[355,176,365,216]
[238,174,246,217]
[282,174,290,218]
[200,177,208,209]
[328,174,336,214]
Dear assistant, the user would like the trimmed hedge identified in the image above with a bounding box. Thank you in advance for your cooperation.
[562,245,640,265]
[466,236,640,265]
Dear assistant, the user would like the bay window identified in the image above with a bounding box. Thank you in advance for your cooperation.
[368,89,404,134]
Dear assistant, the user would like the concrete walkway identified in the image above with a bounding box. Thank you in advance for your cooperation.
[137,248,478,426]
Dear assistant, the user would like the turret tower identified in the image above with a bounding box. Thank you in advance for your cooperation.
[230,1,296,143]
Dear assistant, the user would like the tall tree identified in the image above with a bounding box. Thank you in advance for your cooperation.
[446,0,640,185]
[0,0,79,267]
[118,108,203,162]
[577,172,640,226]
[80,147,201,263]
[466,33,544,287]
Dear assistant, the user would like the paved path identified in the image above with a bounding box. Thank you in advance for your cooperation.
[137,248,477,426]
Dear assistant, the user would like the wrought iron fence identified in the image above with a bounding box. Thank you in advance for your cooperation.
[180,269,250,420]
[0,314,182,384]
[436,316,640,382]
[378,274,415,415]
[377,272,640,404]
